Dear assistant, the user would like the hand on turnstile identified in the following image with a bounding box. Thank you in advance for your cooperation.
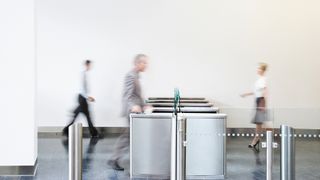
[131,105,142,113]
[143,105,153,114]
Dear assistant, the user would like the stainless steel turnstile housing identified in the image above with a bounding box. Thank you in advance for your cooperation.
[185,113,226,179]
[130,113,173,179]
[130,113,227,179]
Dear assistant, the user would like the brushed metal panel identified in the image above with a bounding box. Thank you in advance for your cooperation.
[131,114,172,177]
[185,114,226,177]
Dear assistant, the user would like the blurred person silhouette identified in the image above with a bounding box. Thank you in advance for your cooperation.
[107,54,151,171]
[63,60,99,138]
[241,63,268,149]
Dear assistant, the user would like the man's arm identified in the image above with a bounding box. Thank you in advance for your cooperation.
[123,74,141,113]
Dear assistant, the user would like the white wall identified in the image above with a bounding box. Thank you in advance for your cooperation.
[36,0,320,129]
[0,0,37,165]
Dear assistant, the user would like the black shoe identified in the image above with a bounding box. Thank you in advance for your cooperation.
[89,137,99,145]
[108,160,124,171]
[248,140,260,150]
[62,129,68,136]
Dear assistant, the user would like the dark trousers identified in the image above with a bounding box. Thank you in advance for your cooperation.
[63,94,98,136]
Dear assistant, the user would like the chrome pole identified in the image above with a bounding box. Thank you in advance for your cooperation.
[288,126,295,180]
[266,131,273,180]
[176,116,187,180]
[69,123,83,180]
[171,115,177,180]
[281,125,295,180]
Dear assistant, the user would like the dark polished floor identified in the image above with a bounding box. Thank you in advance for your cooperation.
[0,135,319,180]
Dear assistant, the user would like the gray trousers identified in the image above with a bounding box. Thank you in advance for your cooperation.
[109,116,130,170]
[110,127,130,162]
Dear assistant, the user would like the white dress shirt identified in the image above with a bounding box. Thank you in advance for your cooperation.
[80,70,90,99]
[254,76,267,98]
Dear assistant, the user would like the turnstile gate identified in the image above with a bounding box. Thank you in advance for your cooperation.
[130,113,227,179]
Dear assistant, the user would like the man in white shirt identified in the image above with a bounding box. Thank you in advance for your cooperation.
[63,60,99,137]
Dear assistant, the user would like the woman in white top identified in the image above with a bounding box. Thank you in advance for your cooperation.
[241,63,268,149]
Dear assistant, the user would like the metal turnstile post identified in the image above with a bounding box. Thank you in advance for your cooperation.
[171,115,177,180]
[69,123,83,180]
[177,116,187,180]
[281,125,295,180]
[266,131,273,180]
[171,115,187,180]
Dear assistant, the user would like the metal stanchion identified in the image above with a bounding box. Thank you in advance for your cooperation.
[170,115,187,180]
[69,123,83,180]
[171,115,177,180]
[266,131,273,180]
[171,90,187,180]
[262,130,278,180]
[177,116,187,180]
[281,125,295,180]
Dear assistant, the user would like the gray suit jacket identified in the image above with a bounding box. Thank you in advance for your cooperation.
[121,70,145,117]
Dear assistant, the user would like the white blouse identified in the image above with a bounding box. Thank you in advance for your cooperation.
[254,76,267,98]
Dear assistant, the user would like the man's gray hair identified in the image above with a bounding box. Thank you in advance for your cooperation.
[134,54,147,65]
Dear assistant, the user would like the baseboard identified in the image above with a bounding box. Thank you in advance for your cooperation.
[38,127,126,138]
[0,159,38,176]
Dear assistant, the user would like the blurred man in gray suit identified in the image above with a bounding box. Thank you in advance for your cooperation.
[108,54,150,171]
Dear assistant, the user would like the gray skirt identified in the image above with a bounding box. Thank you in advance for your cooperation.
[251,97,268,124]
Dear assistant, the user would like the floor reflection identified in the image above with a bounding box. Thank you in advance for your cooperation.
[0,136,318,180]
[251,148,265,180]
[83,138,100,173]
